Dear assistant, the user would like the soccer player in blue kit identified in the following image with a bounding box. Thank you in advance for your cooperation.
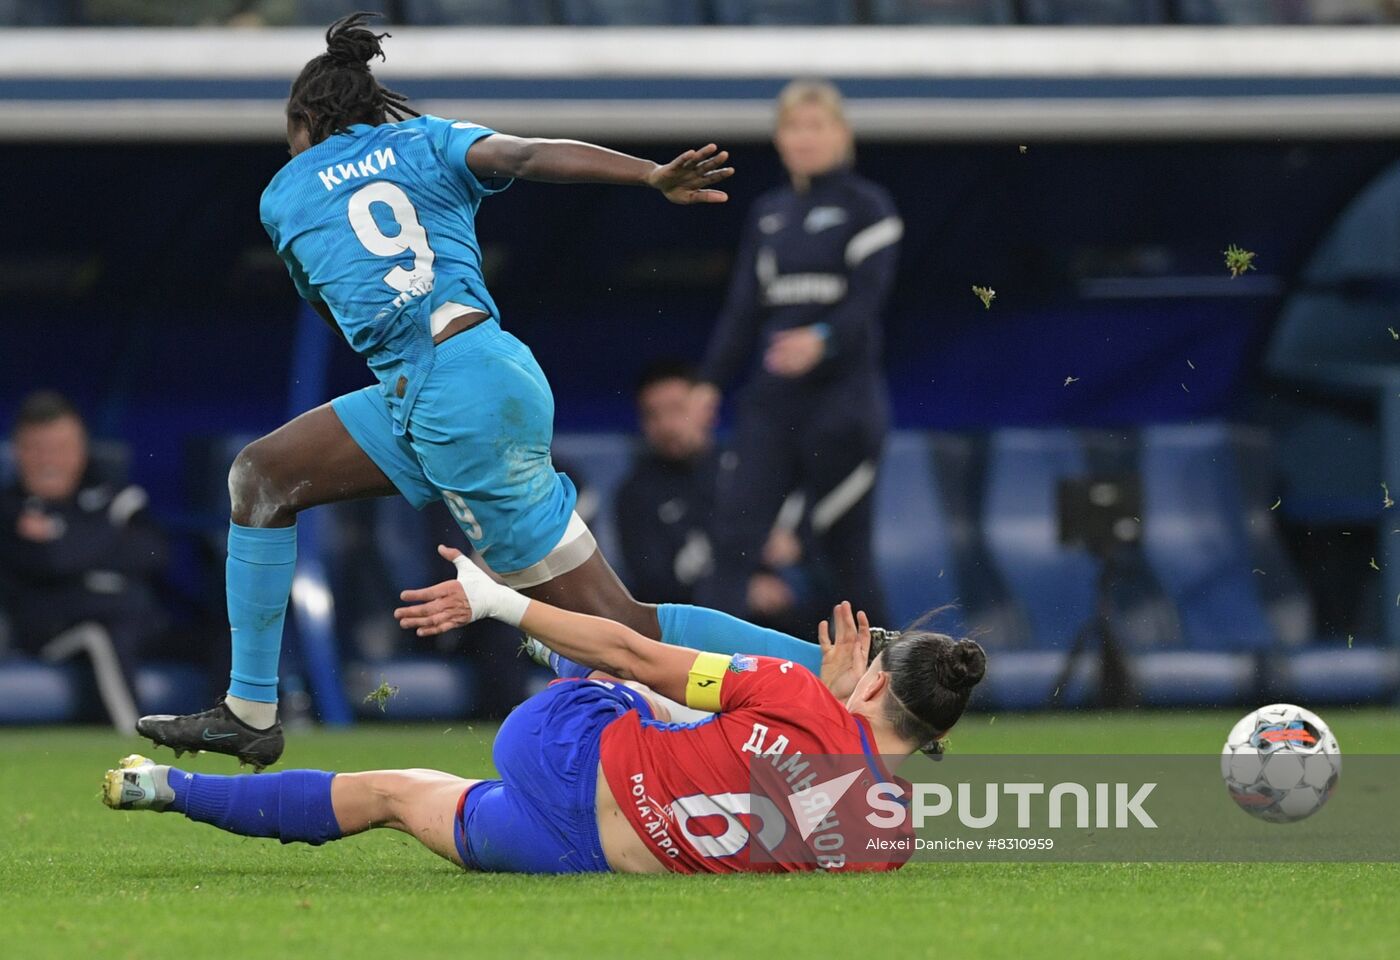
[137,13,832,767]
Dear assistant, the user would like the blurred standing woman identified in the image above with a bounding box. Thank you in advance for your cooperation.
[697,80,901,626]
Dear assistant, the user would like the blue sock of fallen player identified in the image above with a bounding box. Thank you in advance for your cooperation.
[541,647,593,680]
[167,767,341,845]
[657,604,822,674]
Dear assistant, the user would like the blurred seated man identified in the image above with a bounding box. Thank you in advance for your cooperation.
[0,391,167,730]
[616,362,815,634]
[616,361,719,605]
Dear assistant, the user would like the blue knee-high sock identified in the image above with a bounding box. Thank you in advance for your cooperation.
[226,522,297,703]
[657,604,822,674]
[167,768,341,845]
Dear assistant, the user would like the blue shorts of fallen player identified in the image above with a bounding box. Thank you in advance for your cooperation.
[452,678,654,874]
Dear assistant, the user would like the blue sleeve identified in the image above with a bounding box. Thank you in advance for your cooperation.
[820,187,901,359]
[261,211,319,303]
[277,246,318,303]
[700,203,765,389]
[422,115,513,200]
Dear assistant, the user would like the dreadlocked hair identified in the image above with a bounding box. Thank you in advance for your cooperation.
[878,613,986,758]
[287,12,420,147]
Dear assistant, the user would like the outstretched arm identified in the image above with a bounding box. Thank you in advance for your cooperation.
[521,595,699,705]
[394,547,872,703]
[466,135,734,205]
[396,546,698,703]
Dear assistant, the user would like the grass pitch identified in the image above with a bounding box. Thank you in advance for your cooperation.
[4,709,1399,960]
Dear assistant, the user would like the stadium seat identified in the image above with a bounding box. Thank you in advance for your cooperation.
[1020,0,1166,23]
[367,498,441,604]
[1139,424,1276,651]
[1130,651,1256,706]
[554,433,636,575]
[135,662,215,717]
[1173,0,1311,23]
[1177,0,1389,23]
[0,659,81,724]
[711,0,858,25]
[874,433,962,630]
[0,0,77,24]
[1274,646,1400,703]
[312,501,397,664]
[401,0,554,24]
[1304,0,1393,23]
[0,658,208,724]
[345,657,479,719]
[869,0,1015,24]
[974,651,1099,709]
[1270,159,1400,383]
[925,433,1031,644]
[982,429,1098,649]
[294,0,396,25]
[1229,427,1314,647]
[559,0,704,25]
[187,433,258,527]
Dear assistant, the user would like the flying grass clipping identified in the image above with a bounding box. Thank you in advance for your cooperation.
[364,678,400,712]
[1223,244,1256,278]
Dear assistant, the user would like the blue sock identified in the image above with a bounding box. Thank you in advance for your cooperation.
[167,767,341,846]
[226,522,297,703]
[544,650,593,680]
[656,604,822,674]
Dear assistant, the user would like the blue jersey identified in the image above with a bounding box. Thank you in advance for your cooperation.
[260,115,512,433]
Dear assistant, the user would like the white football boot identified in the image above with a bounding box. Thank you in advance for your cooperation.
[519,635,553,669]
[102,754,175,811]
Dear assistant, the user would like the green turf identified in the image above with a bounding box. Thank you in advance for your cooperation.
[4,710,1399,960]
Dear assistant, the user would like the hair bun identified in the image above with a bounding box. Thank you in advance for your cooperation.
[324,12,388,68]
[945,639,987,692]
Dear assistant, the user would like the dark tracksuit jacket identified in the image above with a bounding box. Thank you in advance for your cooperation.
[697,166,901,622]
[0,468,168,706]
[616,449,720,605]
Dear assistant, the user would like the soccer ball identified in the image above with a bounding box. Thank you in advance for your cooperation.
[1220,703,1341,824]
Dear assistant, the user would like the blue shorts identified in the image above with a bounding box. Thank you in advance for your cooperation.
[331,319,583,577]
[453,679,654,874]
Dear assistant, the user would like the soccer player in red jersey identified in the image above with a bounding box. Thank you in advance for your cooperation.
[103,549,984,874]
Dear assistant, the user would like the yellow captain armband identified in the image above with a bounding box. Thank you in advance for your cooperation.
[685,652,732,713]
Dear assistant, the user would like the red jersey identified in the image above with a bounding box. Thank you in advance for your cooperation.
[598,653,913,874]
